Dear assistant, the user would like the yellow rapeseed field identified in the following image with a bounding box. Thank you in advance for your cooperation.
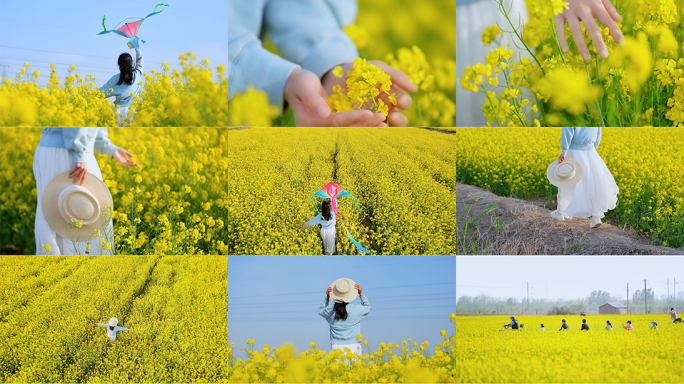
[454,314,684,383]
[461,0,684,126]
[0,54,227,127]
[454,128,684,248]
[226,314,456,383]
[0,256,228,383]
[225,128,456,255]
[0,127,455,255]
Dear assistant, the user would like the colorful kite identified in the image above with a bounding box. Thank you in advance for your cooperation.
[97,3,169,49]
[311,182,370,254]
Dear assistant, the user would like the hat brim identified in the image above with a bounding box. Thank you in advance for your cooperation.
[547,158,583,188]
[329,277,358,303]
[42,171,114,241]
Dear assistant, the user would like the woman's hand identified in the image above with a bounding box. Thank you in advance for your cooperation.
[554,0,624,61]
[113,148,139,167]
[558,155,566,163]
[302,223,307,229]
[69,162,88,185]
[321,61,418,127]
[326,286,333,300]
[354,284,363,296]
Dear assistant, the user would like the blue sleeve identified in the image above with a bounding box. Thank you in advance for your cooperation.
[318,300,333,318]
[229,21,299,108]
[264,0,358,78]
[100,76,116,98]
[560,127,574,156]
[595,127,601,149]
[96,323,108,327]
[358,295,371,316]
[61,128,89,163]
[94,128,119,157]
[115,326,130,331]
[134,49,144,78]
[305,215,321,227]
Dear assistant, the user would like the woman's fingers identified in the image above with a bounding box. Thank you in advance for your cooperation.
[388,110,409,127]
[554,15,569,53]
[567,16,591,61]
[333,110,385,127]
[79,169,87,186]
[581,15,608,58]
[601,0,622,23]
[371,61,418,93]
[594,8,624,47]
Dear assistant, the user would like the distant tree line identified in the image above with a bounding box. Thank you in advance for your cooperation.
[456,289,682,315]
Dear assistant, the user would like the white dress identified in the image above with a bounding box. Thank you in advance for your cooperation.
[33,146,114,255]
[555,149,619,220]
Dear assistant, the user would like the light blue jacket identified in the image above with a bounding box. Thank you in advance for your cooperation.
[319,295,371,344]
[229,0,359,107]
[561,127,602,155]
[38,128,119,163]
[99,49,144,108]
[305,211,336,229]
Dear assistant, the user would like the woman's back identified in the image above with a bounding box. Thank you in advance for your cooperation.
[318,296,371,344]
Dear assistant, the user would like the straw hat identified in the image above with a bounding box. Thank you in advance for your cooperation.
[547,157,583,188]
[329,278,358,303]
[109,317,118,327]
[42,171,113,240]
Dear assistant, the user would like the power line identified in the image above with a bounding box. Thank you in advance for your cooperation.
[230,292,455,307]
[231,304,455,316]
[228,315,450,322]
[0,45,166,65]
[230,297,456,311]
[230,282,456,299]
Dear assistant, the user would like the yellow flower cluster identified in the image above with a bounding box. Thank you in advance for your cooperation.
[228,86,279,127]
[343,24,370,50]
[454,128,684,248]
[225,128,456,255]
[454,314,684,382]
[0,256,229,382]
[127,53,228,127]
[0,53,227,127]
[461,0,684,126]
[0,64,117,127]
[227,315,456,383]
[481,25,503,46]
[327,58,396,116]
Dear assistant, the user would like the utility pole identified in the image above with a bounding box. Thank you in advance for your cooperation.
[627,283,629,314]
[644,279,648,314]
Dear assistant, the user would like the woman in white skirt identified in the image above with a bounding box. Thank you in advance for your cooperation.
[95,317,133,342]
[302,200,336,254]
[549,127,619,228]
[318,278,371,357]
[100,49,144,126]
[33,128,138,255]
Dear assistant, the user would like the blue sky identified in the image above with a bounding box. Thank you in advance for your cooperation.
[0,0,227,87]
[229,256,456,356]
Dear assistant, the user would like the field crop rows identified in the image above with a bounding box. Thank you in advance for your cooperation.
[454,128,684,248]
[224,128,456,255]
[0,256,228,382]
[454,315,684,383]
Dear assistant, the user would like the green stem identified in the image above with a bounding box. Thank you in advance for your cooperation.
[584,60,605,126]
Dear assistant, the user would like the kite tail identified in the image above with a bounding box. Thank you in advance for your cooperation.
[101,15,107,32]
[337,216,369,254]
[154,3,170,12]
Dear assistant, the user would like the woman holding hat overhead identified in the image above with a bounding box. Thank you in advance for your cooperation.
[94,317,133,342]
[547,127,619,228]
[318,278,371,356]
[34,128,138,255]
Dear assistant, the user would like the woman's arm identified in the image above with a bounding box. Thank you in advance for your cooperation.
[134,49,144,77]
[94,128,120,157]
[61,128,90,163]
[595,127,602,149]
[318,287,333,318]
[560,127,574,156]
[303,215,321,227]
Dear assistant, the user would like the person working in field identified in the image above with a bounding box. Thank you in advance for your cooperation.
[650,321,658,330]
[622,320,634,330]
[302,200,337,255]
[100,49,144,126]
[538,324,545,331]
[503,316,519,330]
[558,319,569,331]
[671,308,682,323]
[318,278,371,356]
[605,320,613,330]
[580,319,589,331]
[95,317,133,342]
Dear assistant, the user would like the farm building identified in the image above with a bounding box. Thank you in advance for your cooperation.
[599,302,627,314]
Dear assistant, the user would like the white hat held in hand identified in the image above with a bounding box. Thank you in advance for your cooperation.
[109,317,118,327]
[42,171,113,240]
[330,278,358,303]
[547,157,583,188]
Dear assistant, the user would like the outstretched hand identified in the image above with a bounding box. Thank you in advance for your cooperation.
[321,61,418,127]
[284,68,386,127]
[554,0,624,60]
[113,148,139,167]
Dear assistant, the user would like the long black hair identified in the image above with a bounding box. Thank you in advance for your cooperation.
[321,200,332,221]
[333,301,348,321]
[117,53,134,86]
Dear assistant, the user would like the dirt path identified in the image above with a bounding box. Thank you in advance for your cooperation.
[457,183,684,255]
